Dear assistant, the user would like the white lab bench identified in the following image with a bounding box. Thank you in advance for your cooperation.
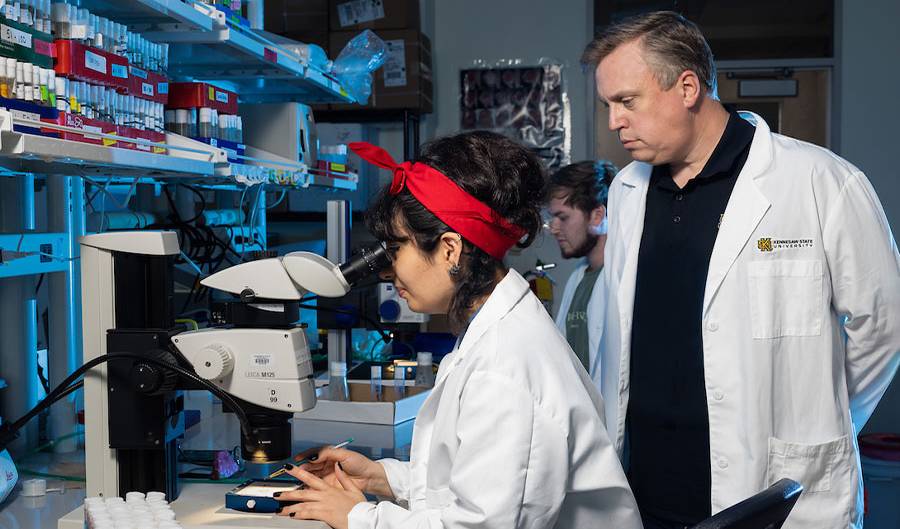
[0,390,424,529]
[57,483,328,529]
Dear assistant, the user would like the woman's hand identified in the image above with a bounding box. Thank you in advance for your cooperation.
[288,446,393,499]
[276,464,366,529]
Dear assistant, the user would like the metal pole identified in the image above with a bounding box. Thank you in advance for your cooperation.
[47,175,85,453]
[326,200,351,372]
[256,186,267,251]
[0,175,38,455]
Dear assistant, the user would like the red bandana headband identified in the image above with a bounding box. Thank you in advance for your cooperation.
[350,142,526,260]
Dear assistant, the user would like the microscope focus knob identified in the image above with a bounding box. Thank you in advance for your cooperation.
[194,344,234,380]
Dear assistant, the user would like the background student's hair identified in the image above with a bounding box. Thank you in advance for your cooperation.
[547,160,617,214]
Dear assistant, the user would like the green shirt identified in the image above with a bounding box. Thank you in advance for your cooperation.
[565,266,603,371]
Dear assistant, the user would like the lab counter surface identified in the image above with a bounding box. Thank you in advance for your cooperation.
[0,391,418,529]
[58,483,329,529]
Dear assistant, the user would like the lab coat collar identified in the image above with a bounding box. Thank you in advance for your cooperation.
[614,113,775,317]
[412,269,531,468]
[617,161,652,188]
[617,111,773,188]
[432,270,530,384]
[702,112,773,315]
[457,269,530,356]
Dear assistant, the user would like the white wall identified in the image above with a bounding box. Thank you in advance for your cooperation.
[430,0,595,314]
[839,0,900,435]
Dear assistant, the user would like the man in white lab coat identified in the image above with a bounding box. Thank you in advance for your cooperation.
[548,160,616,386]
[583,10,900,529]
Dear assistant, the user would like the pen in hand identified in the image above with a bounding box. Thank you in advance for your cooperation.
[267,438,354,479]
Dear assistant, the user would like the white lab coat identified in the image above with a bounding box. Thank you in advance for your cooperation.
[555,260,606,388]
[602,112,900,529]
[349,270,641,529]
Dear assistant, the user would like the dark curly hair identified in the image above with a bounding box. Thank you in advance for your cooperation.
[366,131,546,332]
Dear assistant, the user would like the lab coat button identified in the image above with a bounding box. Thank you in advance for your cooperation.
[717,457,729,469]
[713,390,725,401]
[707,320,719,332]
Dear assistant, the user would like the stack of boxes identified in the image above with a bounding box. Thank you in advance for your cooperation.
[265,0,432,113]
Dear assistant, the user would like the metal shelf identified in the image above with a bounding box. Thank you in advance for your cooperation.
[0,232,70,279]
[79,0,223,34]
[81,0,354,104]
[0,113,358,190]
[166,28,352,104]
[0,134,358,190]
[0,130,219,179]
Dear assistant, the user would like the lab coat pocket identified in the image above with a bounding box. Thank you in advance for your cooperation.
[424,486,454,509]
[747,260,823,339]
[766,435,854,529]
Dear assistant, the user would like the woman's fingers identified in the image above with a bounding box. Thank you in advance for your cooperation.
[334,462,362,494]
[278,500,323,520]
[292,446,322,463]
[273,488,320,503]
[285,466,329,490]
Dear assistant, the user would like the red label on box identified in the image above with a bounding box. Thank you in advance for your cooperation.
[41,111,117,146]
[54,40,130,92]
[34,38,53,57]
[263,48,278,62]
[168,82,238,114]
[127,66,169,104]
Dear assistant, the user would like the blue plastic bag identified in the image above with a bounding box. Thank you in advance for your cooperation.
[0,449,17,505]
[332,30,387,104]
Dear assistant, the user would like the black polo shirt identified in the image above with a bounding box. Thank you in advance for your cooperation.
[626,112,755,526]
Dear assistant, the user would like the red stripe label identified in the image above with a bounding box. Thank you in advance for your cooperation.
[34,39,52,57]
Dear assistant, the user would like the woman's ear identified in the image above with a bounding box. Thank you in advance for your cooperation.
[439,232,464,267]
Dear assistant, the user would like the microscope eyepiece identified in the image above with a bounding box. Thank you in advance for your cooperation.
[338,244,390,287]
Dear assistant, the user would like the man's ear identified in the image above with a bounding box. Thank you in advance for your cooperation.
[439,232,464,266]
[589,205,607,229]
[678,69,703,109]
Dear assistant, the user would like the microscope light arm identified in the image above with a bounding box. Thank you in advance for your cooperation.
[199,252,350,301]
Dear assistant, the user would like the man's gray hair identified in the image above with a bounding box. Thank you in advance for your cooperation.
[582,11,717,95]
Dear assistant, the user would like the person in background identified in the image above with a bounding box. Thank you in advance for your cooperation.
[547,160,617,386]
[585,10,900,529]
[274,131,641,529]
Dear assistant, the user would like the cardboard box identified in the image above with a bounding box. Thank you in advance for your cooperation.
[330,29,432,112]
[329,0,419,31]
[54,40,130,91]
[265,0,329,34]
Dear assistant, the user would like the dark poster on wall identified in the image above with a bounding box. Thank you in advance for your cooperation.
[460,64,569,170]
